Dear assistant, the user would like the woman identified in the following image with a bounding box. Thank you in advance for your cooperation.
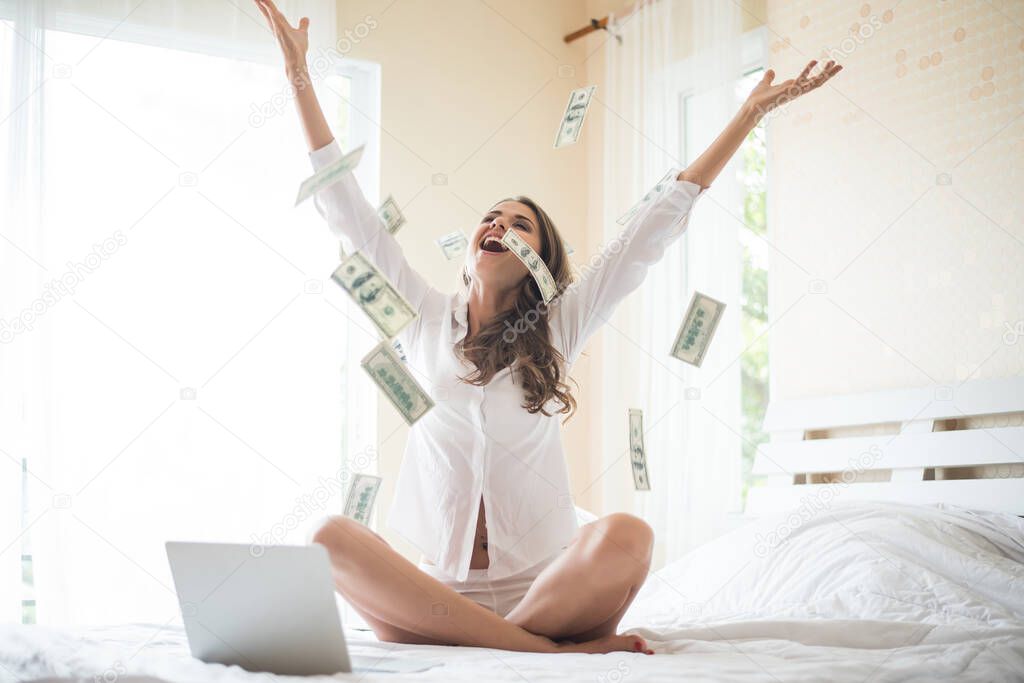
[255,0,840,655]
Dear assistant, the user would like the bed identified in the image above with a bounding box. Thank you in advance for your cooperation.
[4,377,1024,682]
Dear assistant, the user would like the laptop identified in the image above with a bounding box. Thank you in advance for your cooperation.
[165,541,439,675]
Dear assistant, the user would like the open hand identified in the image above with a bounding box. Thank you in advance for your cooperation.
[745,60,843,119]
[254,0,309,70]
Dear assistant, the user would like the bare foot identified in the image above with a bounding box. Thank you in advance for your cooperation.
[558,633,654,655]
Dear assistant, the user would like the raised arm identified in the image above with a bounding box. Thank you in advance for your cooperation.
[680,60,842,188]
[255,0,443,319]
[556,60,842,361]
[254,0,332,152]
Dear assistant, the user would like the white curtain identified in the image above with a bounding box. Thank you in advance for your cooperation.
[600,0,743,568]
[0,0,384,625]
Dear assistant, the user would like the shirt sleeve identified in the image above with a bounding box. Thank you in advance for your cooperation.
[554,173,705,364]
[308,139,445,318]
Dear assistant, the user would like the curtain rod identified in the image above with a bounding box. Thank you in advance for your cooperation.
[562,0,652,44]
[563,17,612,44]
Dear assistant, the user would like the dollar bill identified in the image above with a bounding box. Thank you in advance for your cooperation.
[377,195,406,235]
[331,252,417,340]
[436,231,468,261]
[616,169,677,225]
[295,145,365,206]
[500,229,558,304]
[361,340,435,425]
[670,291,726,367]
[392,339,407,362]
[553,85,597,149]
[628,408,650,491]
[343,473,382,525]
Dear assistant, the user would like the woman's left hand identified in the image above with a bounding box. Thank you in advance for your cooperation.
[745,60,843,119]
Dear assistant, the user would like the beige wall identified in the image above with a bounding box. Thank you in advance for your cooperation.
[763,0,1024,401]
[333,0,594,555]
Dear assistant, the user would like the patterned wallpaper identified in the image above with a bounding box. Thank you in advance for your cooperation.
[763,0,1023,399]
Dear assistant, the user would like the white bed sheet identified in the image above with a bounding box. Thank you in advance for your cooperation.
[4,501,1024,682]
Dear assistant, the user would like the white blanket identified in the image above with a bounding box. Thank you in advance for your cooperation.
[4,502,1024,682]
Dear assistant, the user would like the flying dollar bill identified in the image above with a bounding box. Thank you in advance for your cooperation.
[670,291,726,367]
[295,145,365,206]
[553,85,597,149]
[377,195,406,235]
[343,473,382,525]
[501,229,558,304]
[436,231,468,261]
[331,252,417,340]
[616,169,677,225]
[361,340,435,425]
[392,339,407,362]
[628,408,650,491]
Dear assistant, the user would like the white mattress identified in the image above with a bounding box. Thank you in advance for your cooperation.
[4,502,1024,682]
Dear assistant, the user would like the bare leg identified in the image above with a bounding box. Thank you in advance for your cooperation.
[505,513,654,647]
[347,603,448,646]
[311,515,648,653]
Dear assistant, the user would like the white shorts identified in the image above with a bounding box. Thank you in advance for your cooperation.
[418,552,560,618]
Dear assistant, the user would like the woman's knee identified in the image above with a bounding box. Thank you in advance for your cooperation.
[311,515,365,555]
[585,513,654,562]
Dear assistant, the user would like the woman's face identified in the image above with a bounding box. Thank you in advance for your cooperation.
[466,200,544,291]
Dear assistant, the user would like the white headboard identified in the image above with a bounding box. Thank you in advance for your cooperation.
[747,376,1024,517]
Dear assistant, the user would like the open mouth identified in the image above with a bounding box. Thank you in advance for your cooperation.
[480,235,509,254]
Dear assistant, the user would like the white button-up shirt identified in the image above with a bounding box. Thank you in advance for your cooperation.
[309,140,704,581]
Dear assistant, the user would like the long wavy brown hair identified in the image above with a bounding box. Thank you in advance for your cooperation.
[457,196,577,418]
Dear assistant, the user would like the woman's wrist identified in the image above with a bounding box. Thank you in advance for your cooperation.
[738,100,762,128]
[286,63,312,91]
[286,60,309,79]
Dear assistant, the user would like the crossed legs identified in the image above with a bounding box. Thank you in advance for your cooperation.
[505,513,654,644]
[311,512,654,654]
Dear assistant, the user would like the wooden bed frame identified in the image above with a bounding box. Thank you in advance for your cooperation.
[747,376,1024,517]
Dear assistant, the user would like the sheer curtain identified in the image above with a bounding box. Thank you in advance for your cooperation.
[600,0,743,568]
[0,0,383,624]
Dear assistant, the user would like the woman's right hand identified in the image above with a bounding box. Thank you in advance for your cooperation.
[254,0,310,72]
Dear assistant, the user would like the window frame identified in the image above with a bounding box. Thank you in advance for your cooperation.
[329,58,381,207]
[674,24,767,280]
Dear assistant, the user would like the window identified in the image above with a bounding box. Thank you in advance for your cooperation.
[736,68,769,505]
[677,33,768,511]
[4,6,378,623]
